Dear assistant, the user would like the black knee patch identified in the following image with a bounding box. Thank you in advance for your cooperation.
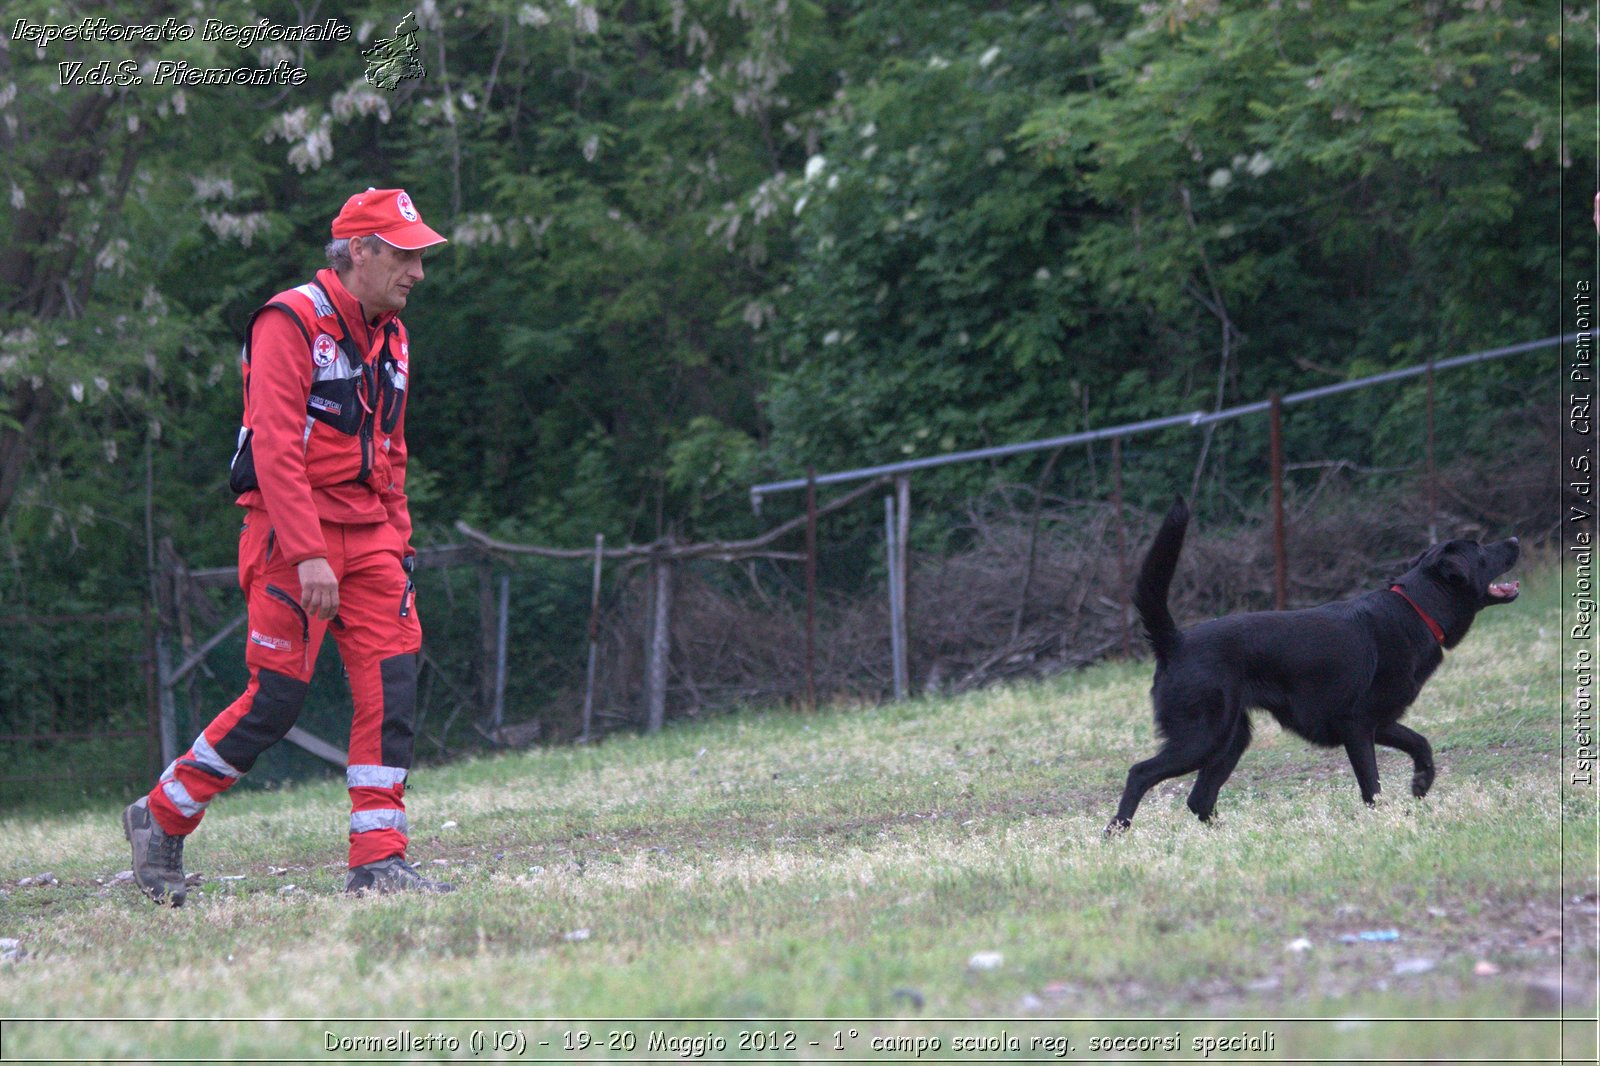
[215,668,309,772]
[379,653,418,769]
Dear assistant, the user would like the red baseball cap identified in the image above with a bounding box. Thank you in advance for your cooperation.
[330,187,447,249]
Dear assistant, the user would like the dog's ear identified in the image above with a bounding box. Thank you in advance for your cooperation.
[1431,543,1473,586]
[1395,548,1428,579]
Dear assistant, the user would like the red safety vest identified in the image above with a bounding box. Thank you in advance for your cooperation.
[228,268,414,567]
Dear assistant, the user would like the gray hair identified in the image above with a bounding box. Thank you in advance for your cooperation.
[325,235,387,271]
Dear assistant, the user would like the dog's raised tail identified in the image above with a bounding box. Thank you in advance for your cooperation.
[1133,496,1189,666]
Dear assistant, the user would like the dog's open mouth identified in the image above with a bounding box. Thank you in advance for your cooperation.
[1489,581,1520,601]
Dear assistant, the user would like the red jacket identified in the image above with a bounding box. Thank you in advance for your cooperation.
[228,269,414,567]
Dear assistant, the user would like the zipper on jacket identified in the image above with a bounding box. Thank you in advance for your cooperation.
[400,577,415,618]
[357,362,376,484]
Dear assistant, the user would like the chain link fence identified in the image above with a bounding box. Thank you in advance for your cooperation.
[0,610,158,809]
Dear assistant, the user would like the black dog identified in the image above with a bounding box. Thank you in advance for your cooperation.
[1106,497,1520,833]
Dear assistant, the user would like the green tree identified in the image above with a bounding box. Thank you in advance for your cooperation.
[764,0,1586,509]
[762,5,1126,499]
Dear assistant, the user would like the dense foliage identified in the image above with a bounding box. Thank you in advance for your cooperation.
[1,0,1591,611]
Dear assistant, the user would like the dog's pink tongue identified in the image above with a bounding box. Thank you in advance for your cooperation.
[1490,581,1520,598]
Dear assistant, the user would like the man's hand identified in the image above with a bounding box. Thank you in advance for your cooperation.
[296,557,339,620]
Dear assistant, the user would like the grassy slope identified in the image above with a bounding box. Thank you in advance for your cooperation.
[0,558,1591,1061]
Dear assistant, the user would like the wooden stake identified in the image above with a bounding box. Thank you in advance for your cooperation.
[646,549,673,733]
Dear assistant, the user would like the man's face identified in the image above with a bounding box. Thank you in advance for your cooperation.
[347,238,426,315]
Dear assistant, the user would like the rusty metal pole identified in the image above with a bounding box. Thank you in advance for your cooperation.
[1111,436,1132,657]
[1270,392,1288,611]
[804,467,818,712]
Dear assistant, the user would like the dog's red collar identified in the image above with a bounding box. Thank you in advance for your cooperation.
[1390,585,1445,645]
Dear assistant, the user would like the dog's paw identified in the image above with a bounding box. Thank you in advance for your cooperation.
[1411,767,1434,798]
[1103,818,1131,837]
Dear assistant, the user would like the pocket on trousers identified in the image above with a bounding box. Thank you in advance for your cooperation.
[252,583,313,674]
[263,585,310,644]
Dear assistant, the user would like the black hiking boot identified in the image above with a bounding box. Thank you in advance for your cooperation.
[122,796,187,907]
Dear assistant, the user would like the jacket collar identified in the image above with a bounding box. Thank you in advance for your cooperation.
[315,267,396,348]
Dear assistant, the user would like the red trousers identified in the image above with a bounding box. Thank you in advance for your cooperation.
[147,511,422,868]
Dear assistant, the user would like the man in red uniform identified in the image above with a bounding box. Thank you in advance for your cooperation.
[123,188,452,903]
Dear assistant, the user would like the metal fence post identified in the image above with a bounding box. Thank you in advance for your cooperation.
[1270,392,1288,611]
[885,495,907,701]
[478,561,497,715]
[805,468,818,712]
[1111,436,1132,657]
[895,475,911,691]
[492,572,510,733]
[1426,357,1438,545]
[581,534,604,743]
